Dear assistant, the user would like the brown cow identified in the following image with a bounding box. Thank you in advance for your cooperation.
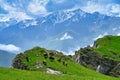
[57,57,62,62]
[43,60,47,65]
[49,56,55,62]
[43,53,48,59]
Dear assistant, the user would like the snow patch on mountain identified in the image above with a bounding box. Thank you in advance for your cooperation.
[25,20,38,27]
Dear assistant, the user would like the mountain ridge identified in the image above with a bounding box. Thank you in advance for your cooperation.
[1,8,120,54]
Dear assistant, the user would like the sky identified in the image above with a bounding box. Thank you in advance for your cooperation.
[0,0,120,53]
[1,0,120,19]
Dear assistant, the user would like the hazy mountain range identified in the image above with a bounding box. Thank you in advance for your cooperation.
[0,0,120,54]
[0,50,16,67]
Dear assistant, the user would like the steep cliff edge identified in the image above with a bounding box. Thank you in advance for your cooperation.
[74,36,120,77]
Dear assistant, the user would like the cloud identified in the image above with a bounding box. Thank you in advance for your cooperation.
[0,0,33,22]
[93,32,108,40]
[59,46,80,55]
[80,1,120,17]
[0,44,21,52]
[112,28,117,31]
[117,33,120,36]
[0,12,32,22]
[53,0,65,3]
[28,0,49,15]
[60,33,73,40]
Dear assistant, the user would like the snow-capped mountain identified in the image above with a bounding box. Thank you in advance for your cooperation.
[1,7,120,54]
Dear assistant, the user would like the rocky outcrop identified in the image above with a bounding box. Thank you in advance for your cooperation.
[12,47,70,73]
[93,41,99,48]
[74,46,119,77]
[12,53,29,70]
[109,63,120,77]
[12,58,29,70]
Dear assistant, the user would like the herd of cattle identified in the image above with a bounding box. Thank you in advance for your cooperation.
[25,52,68,67]
[43,52,68,66]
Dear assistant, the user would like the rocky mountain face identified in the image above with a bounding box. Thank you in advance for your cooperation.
[74,44,120,77]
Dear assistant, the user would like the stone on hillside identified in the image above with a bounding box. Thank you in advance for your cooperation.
[46,68,62,74]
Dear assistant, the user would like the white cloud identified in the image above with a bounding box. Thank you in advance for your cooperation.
[28,0,49,15]
[60,33,73,40]
[53,0,65,3]
[93,32,108,40]
[112,28,117,31]
[0,12,32,22]
[81,1,103,13]
[117,33,120,36]
[110,4,120,13]
[0,44,21,52]
[59,46,80,55]
[80,1,120,17]
[0,0,33,22]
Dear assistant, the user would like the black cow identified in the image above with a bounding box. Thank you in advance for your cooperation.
[43,53,48,59]
[43,60,47,65]
[26,56,29,62]
[49,56,55,62]
[63,61,67,66]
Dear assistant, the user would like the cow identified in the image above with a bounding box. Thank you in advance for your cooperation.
[43,60,47,65]
[43,53,48,59]
[63,61,67,66]
[57,57,62,62]
[26,56,29,62]
[49,56,55,62]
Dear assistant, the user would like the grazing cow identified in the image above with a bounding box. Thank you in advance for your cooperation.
[43,53,48,59]
[63,61,67,66]
[49,52,55,57]
[49,56,55,62]
[65,62,68,66]
[57,57,62,62]
[43,60,47,65]
[63,61,65,66]
[26,56,29,62]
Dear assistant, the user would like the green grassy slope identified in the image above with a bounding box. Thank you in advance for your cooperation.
[94,35,120,61]
[0,65,119,80]
[0,46,120,80]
